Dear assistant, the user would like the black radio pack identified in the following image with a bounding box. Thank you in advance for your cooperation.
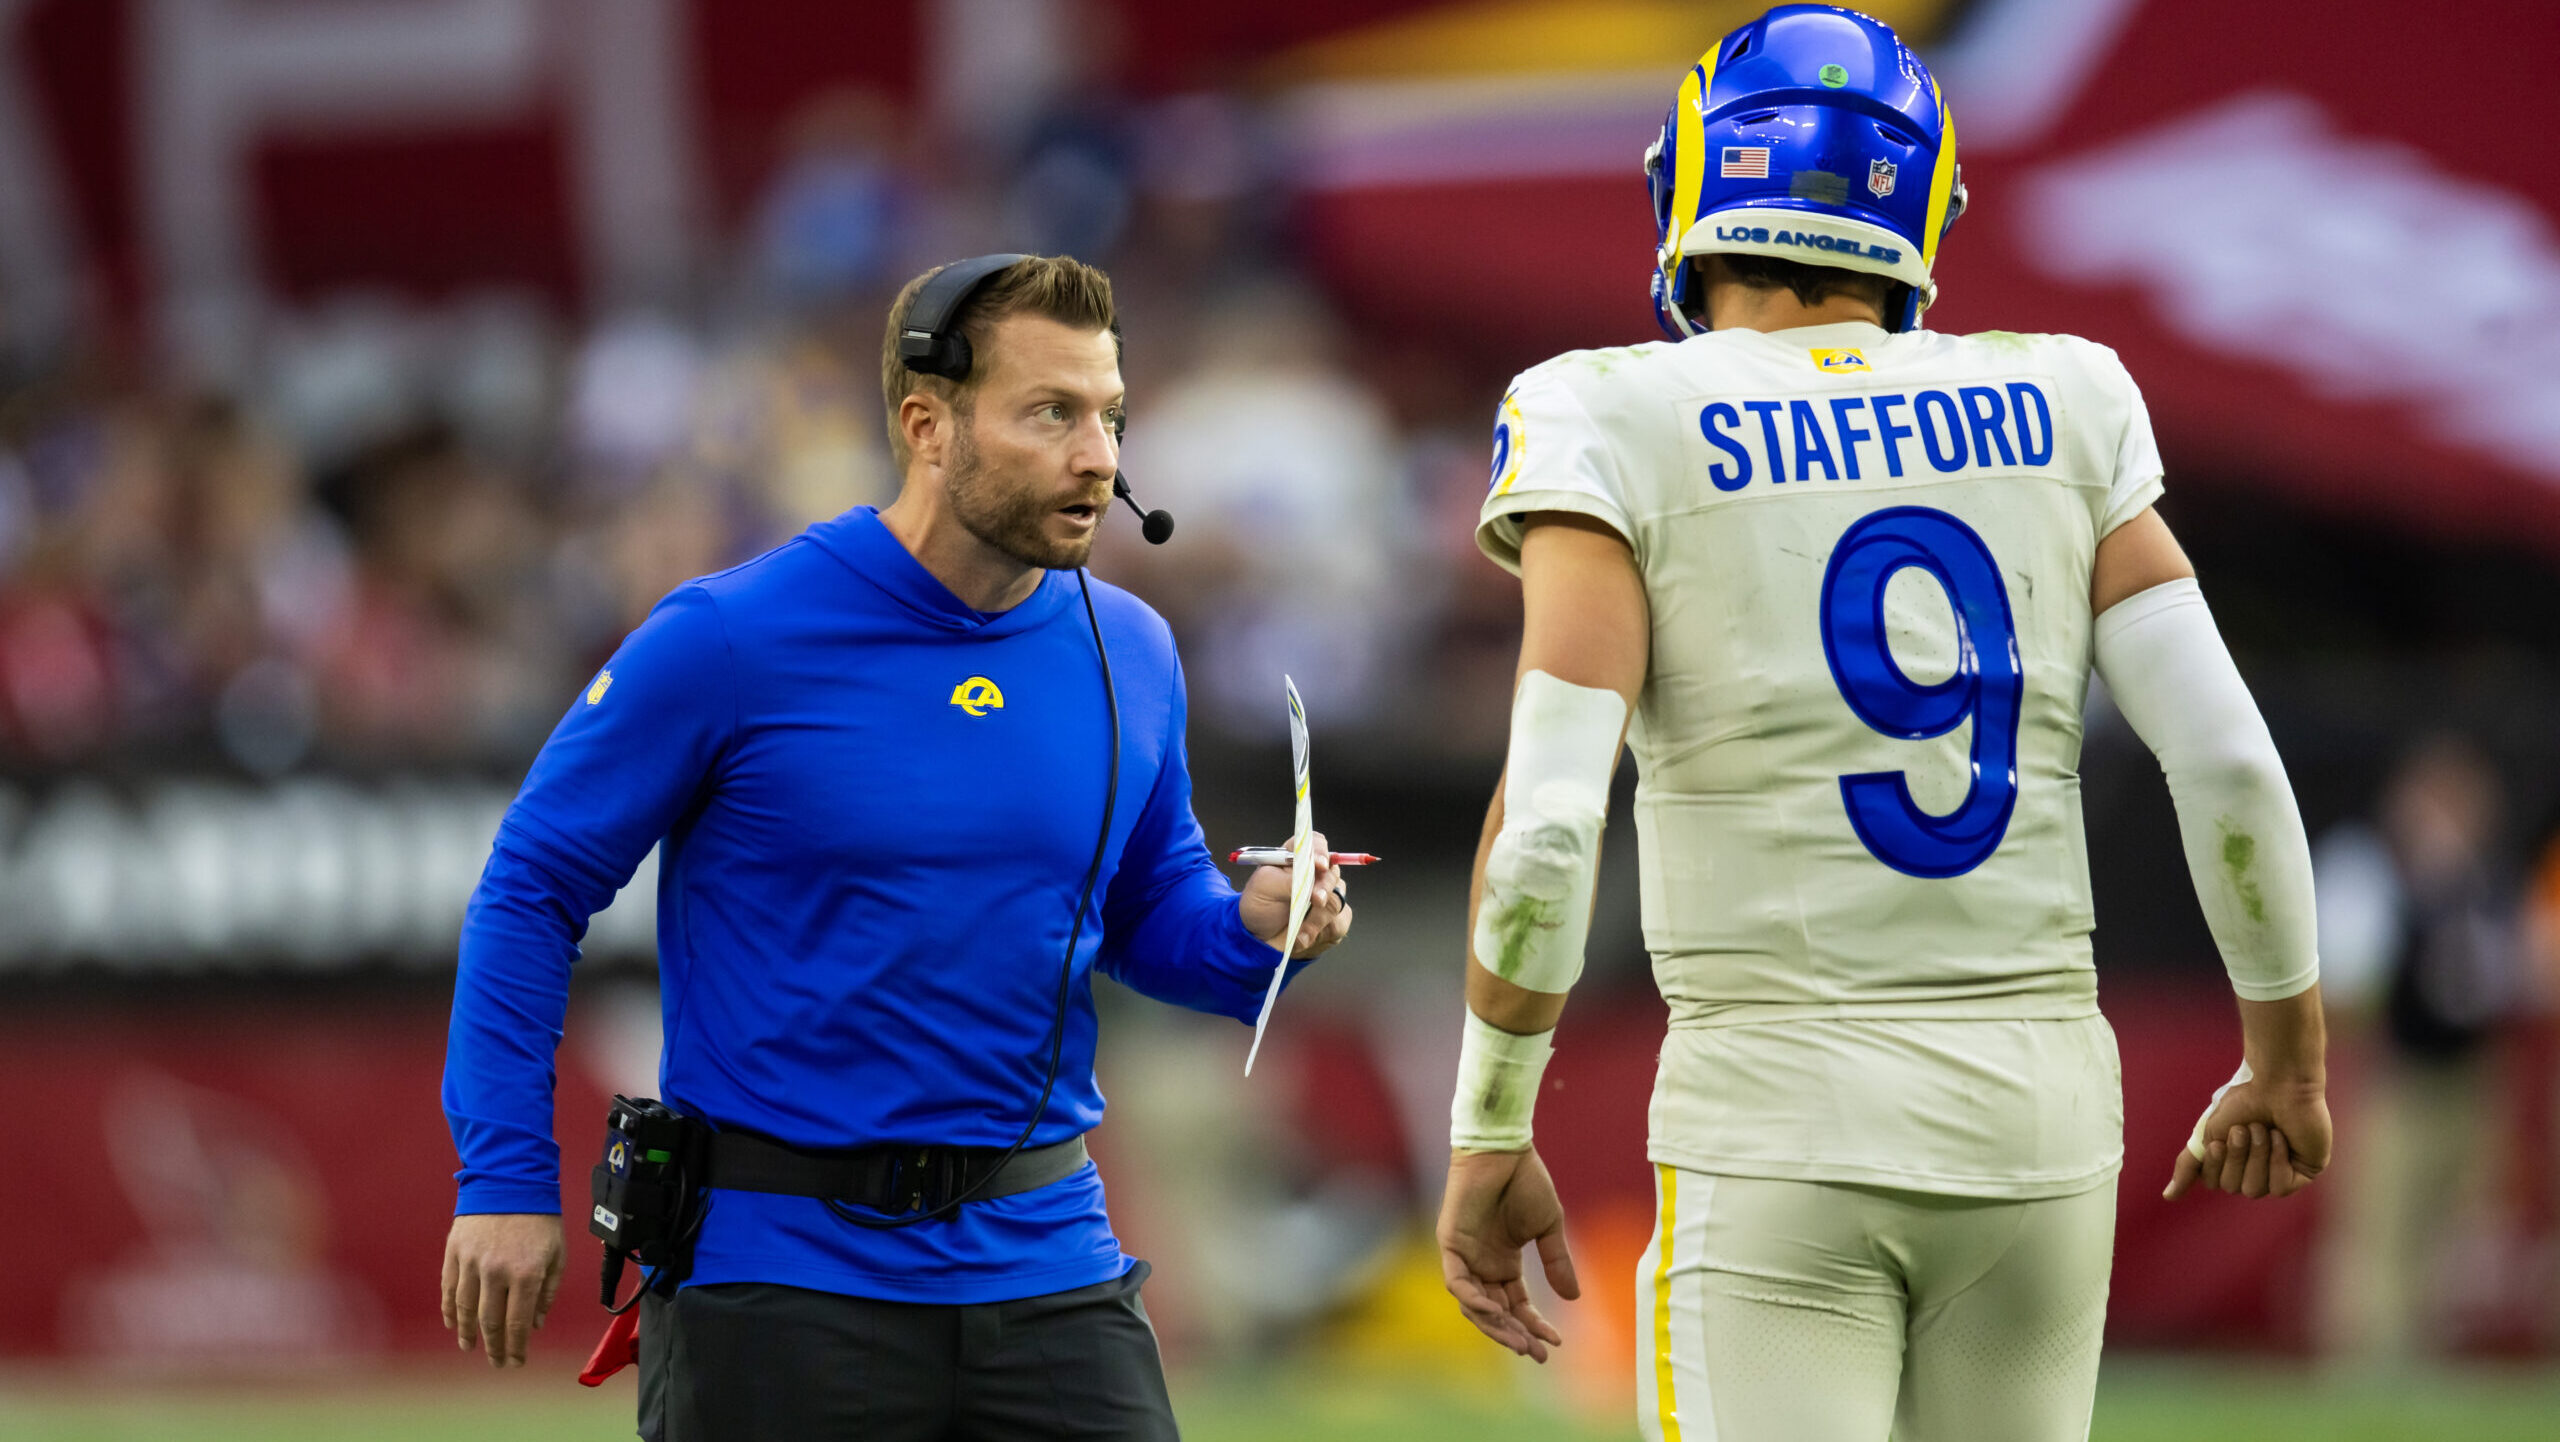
[589,1095,708,1310]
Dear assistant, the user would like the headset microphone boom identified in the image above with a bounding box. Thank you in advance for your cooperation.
[1113,471,1174,545]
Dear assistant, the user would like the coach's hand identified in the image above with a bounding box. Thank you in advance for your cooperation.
[442,1212,565,1368]
[1240,830,1353,958]
[2163,1074,2331,1202]
[1438,1147,1577,1364]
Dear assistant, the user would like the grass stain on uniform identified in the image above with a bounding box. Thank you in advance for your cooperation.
[2218,820,2267,924]
[1563,345,1652,379]
[1971,329,2042,353]
[1486,894,1563,984]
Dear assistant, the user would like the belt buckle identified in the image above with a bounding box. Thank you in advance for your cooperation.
[880,1146,966,1215]
[907,1147,938,1214]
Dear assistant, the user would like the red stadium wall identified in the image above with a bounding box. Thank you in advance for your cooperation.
[2,997,619,1369]
[0,984,2326,1367]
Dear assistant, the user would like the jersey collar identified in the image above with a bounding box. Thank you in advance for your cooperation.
[806,505,1075,637]
[1752,320,1892,348]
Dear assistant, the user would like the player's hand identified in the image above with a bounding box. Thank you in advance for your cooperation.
[442,1212,565,1368]
[1240,830,1353,958]
[2163,1075,2331,1201]
[1437,1146,1578,1363]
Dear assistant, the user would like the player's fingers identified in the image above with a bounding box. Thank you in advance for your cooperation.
[1500,1281,1554,1362]
[451,1258,482,1351]
[503,1268,545,1366]
[1510,1288,1564,1350]
[1534,1224,1580,1301]
[1300,896,1351,956]
[2164,1145,2204,1200]
[2231,1125,2263,1193]
[536,1248,563,1330]
[1511,1308,1555,1360]
[1468,1313,1531,1354]
[477,1261,514,1367]
[1296,905,1330,954]
[2268,1128,2300,1197]
[2216,1125,2250,1193]
[441,1238,461,1332]
[1440,1249,1518,1322]
[2241,1123,2272,1198]
[1442,1266,1530,1352]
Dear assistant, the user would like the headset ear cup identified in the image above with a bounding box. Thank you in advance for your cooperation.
[904,332,972,381]
[897,252,1027,381]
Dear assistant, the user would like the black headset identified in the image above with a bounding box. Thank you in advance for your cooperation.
[896,252,1174,545]
[832,255,1169,1229]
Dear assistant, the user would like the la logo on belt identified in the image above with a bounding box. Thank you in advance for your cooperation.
[949,676,1005,717]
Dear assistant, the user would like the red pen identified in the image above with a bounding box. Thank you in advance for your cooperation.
[1228,847,1380,867]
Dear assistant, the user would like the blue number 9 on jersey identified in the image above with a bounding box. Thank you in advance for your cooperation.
[1818,506,2022,878]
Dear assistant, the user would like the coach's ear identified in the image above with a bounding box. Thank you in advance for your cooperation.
[899,390,958,477]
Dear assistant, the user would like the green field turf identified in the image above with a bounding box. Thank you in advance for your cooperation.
[6,1360,2560,1441]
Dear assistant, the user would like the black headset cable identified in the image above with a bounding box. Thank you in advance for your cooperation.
[825,567,1119,1230]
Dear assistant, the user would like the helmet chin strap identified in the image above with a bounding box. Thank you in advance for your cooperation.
[1654,249,1702,339]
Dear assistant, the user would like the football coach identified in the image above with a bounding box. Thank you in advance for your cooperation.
[438,253,1352,1441]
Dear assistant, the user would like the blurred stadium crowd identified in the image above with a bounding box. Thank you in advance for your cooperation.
[2,0,2557,1404]
[0,77,1508,780]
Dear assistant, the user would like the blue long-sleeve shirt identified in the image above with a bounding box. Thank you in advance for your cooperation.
[443,505,1303,1304]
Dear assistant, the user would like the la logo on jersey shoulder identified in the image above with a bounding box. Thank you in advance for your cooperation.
[1488,390,1528,495]
[1811,347,1870,373]
[950,676,1005,717]
[586,669,613,705]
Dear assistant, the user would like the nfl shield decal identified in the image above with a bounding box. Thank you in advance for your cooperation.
[1868,158,1898,198]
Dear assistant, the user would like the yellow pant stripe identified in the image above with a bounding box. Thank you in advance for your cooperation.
[1652,1162,1683,1441]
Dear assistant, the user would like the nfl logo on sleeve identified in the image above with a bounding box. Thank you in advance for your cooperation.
[1868,159,1897,197]
[1721,147,1770,178]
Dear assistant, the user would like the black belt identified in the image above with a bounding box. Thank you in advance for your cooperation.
[707,1131,1090,1217]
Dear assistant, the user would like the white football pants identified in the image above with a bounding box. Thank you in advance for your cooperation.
[1635,1167,2116,1442]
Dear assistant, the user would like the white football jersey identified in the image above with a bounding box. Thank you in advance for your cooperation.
[1479,320,2163,1198]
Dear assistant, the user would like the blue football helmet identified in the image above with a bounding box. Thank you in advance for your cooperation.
[1644,5,1966,336]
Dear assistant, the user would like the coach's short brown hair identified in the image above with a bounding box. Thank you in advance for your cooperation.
[879,255,1117,469]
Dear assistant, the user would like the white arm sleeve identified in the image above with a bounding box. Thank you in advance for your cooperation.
[2094,578,2318,1000]
[1471,670,1626,995]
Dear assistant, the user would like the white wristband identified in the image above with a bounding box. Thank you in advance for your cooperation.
[1450,1010,1554,1153]
[2185,1060,2253,1160]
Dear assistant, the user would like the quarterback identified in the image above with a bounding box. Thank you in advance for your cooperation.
[1435,7,2333,1439]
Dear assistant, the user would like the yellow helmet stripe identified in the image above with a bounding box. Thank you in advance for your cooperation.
[1667,53,1713,266]
[1921,79,1958,268]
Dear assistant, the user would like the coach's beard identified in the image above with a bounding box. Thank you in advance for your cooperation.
[945,423,1108,571]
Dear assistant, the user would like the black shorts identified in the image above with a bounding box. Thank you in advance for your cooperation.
[637,1261,1178,1442]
